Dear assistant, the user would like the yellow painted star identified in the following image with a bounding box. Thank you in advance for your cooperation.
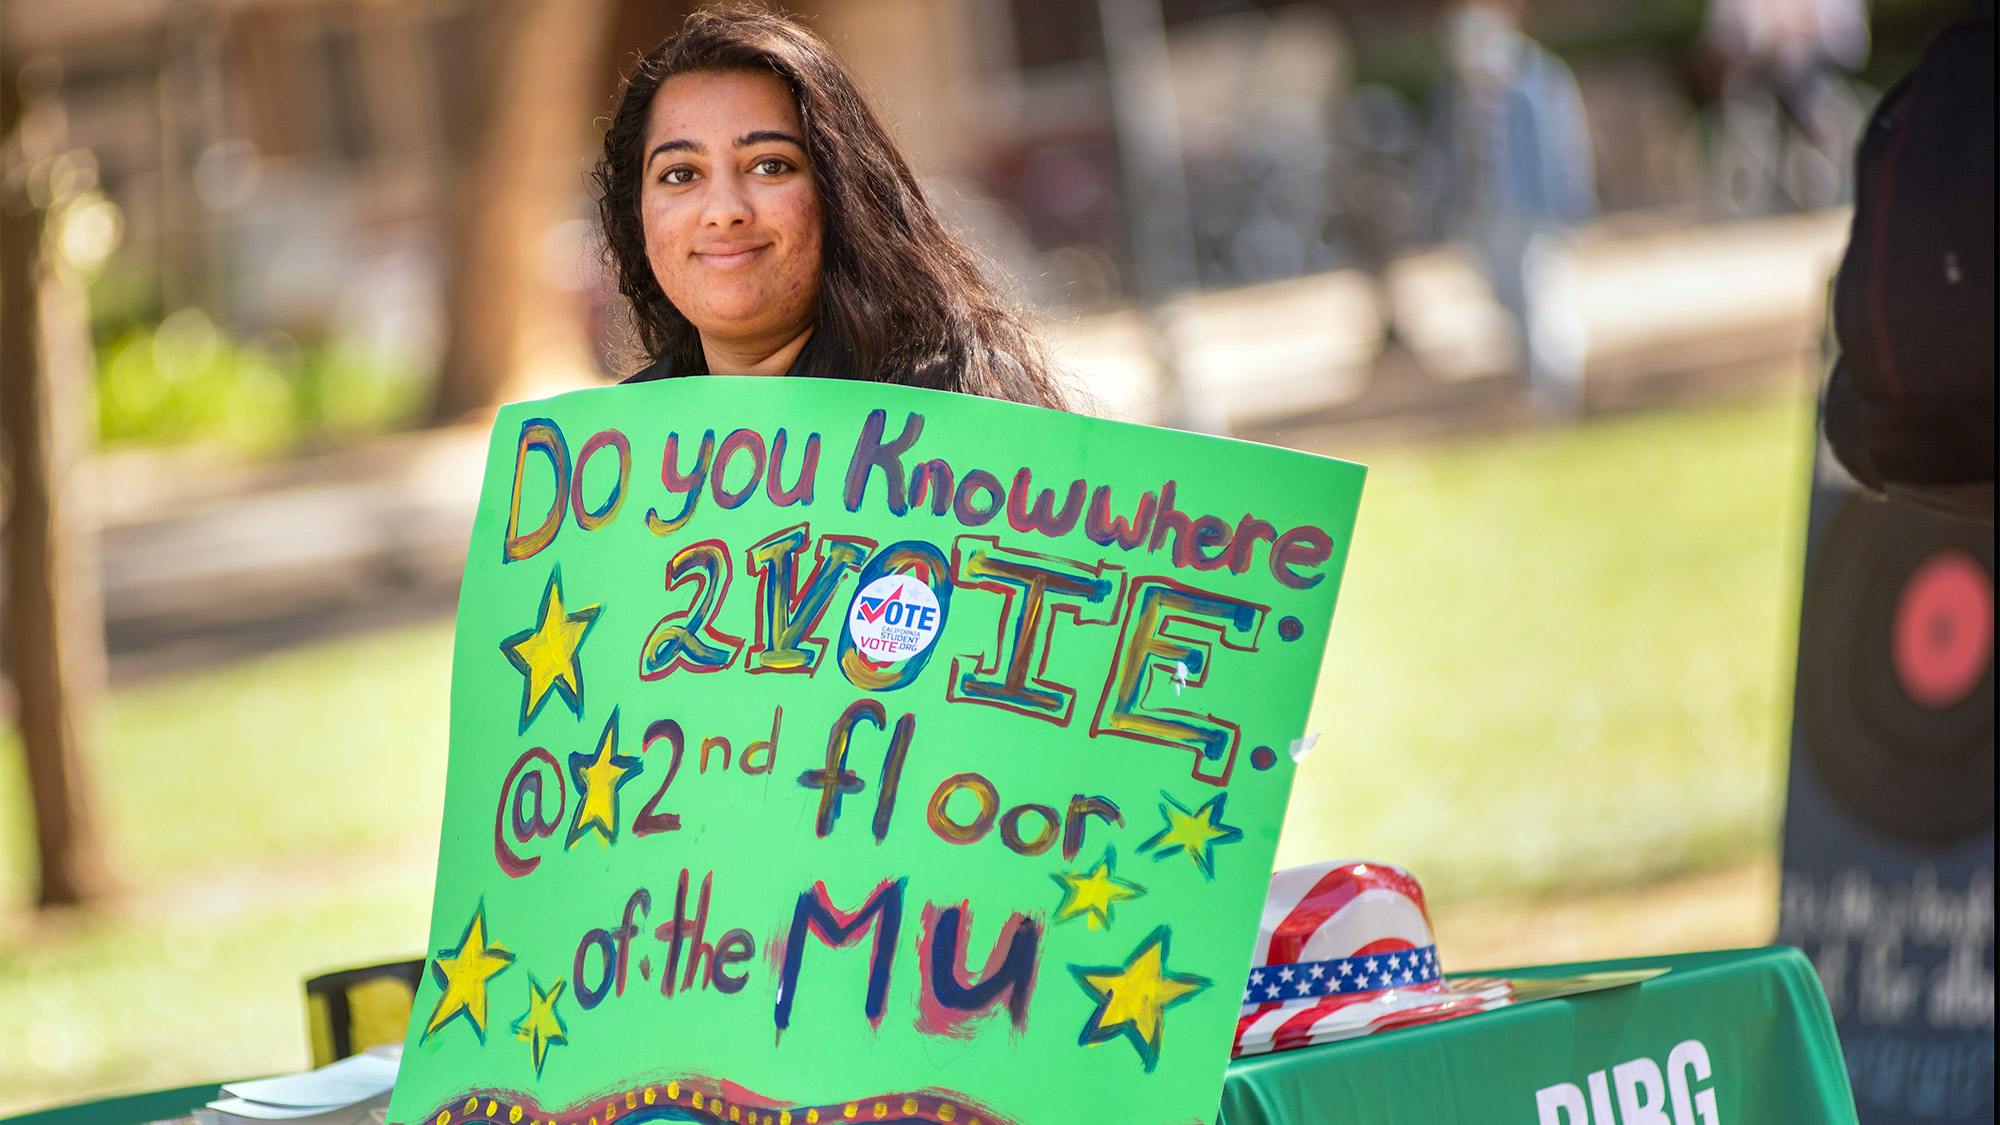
[1137,790,1243,879]
[1071,925,1210,1071]
[512,973,568,1077]
[567,709,642,848]
[1052,846,1146,930]
[424,902,516,1042]
[501,566,601,732]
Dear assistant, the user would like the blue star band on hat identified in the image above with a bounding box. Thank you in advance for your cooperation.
[1244,944,1440,1004]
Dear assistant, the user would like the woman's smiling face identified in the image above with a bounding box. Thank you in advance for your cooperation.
[640,69,824,365]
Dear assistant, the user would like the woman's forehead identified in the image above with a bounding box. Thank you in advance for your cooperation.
[646,69,804,148]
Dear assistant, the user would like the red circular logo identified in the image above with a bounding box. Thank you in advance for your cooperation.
[1891,549,1994,709]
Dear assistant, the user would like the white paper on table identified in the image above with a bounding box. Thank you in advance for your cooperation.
[220,1055,399,1109]
[205,1099,346,1121]
[205,1092,392,1125]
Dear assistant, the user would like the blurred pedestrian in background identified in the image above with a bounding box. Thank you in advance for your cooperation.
[1702,0,1870,214]
[1428,0,1597,417]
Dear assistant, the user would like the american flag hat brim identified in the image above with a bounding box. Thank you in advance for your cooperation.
[1232,976,1515,1057]
[1232,860,1514,1057]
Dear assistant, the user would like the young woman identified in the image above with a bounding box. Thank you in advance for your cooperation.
[594,5,1068,408]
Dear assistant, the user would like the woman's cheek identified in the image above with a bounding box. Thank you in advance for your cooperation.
[789,193,826,294]
[640,199,686,281]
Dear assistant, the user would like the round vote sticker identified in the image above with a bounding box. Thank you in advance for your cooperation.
[847,573,942,663]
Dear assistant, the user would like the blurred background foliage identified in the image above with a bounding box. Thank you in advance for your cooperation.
[94,308,424,453]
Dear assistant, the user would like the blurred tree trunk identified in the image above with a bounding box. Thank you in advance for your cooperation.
[1,51,110,909]
[428,0,616,425]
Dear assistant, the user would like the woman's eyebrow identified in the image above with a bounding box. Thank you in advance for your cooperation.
[645,138,703,169]
[735,129,806,149]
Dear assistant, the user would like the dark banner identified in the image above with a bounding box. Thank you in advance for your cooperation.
[1778,443,1995,1124]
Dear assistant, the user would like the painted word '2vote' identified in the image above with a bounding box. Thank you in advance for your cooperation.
[499,416,1308,784]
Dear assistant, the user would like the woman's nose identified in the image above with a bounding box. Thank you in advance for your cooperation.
[701,171,753,227]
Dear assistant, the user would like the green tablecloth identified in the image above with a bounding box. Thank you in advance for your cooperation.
[5,948,1851,1125]
[1219,946,1856,1125]
[1,1085,220,1125]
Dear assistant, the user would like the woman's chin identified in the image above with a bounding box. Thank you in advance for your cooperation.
[691,313,774,339]
[686,290,787,325]
[691,311,814,354]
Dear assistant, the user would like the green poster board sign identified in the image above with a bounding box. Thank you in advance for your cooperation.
[387,377,1365,1125]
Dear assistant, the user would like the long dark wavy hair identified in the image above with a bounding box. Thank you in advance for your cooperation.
[594,5,1067,408]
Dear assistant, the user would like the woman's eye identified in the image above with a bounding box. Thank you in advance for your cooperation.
[753,158,791,176]
[660,167,696,185]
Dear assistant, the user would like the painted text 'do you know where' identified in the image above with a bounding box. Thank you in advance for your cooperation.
[502,409,1340,592]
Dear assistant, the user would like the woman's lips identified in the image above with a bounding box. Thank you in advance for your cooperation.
[693,244,768,270]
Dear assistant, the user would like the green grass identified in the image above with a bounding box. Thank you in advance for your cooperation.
[0,391,1814,1109]
[2,622,455,901]
[1278,393,1814,899]
[0,623,453,1109]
